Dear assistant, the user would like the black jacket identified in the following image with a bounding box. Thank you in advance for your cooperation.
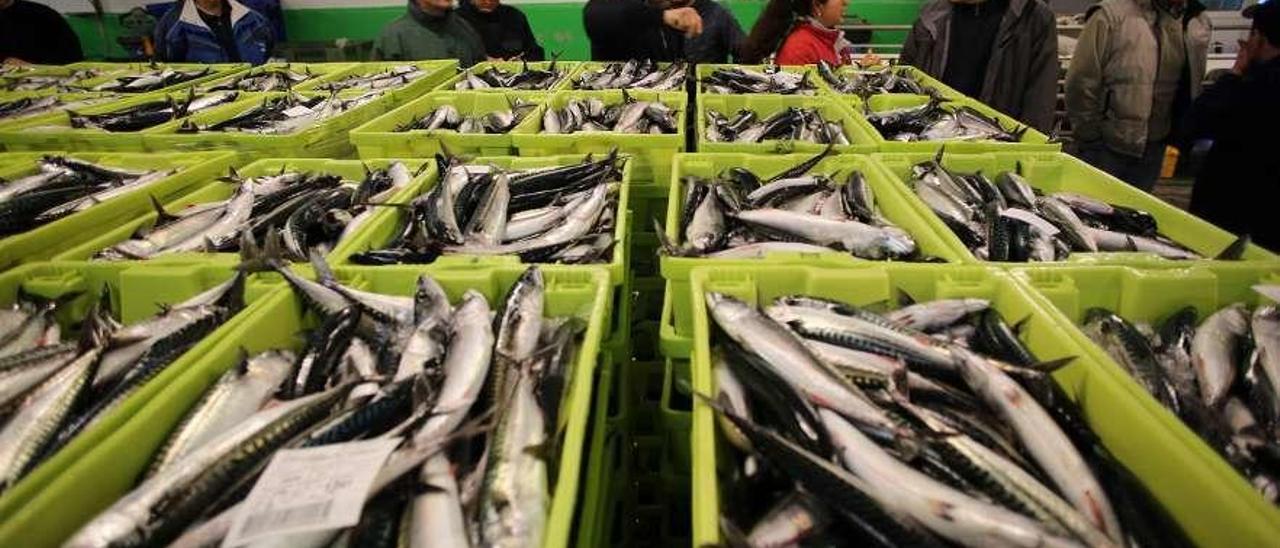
[900,0,1058,133]
[0,0,83,64]
[457,1,544,60]
[584,0,684,61]
[1187,57,1280,251]
[684,0,744,63]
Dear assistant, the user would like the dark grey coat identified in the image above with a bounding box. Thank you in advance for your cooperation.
[900,0,1060,133]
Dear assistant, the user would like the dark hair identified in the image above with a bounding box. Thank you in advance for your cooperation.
[739,0,818,64]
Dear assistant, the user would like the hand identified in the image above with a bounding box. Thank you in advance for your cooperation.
[1232,38,1253,75]
[663,7,703,38]
[3,57,30,66]
[487,56,506,62]
[859,50,883,68]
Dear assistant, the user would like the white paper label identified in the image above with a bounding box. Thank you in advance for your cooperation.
[1000,208,1060,237]
[222,438,401,547]
[281,105,315,118]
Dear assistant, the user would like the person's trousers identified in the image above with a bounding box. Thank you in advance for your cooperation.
[1075,140,1167,192]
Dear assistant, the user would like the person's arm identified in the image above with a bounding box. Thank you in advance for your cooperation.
[47,11,84,63]
[724,7,746,62]
[1184,72,1247,140]
[898,19,927,66]
[162,22,189,63]
[1020,7,1060,133]
[586,0,665,44]
[1064,9,1110,144]
[515,10,545,61]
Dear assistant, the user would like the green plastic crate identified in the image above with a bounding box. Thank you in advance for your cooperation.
[349,90,547,159]
[695,64,829,95]
[0,151,237,271]
[1013,264,1280,546]
[330,153,633,290]
[823,64,966,100]
[571,61,687,91]
[874,150,1279,265]
[695,94,878,155]
[511,89,686,187]
[850,93,1058,153]
[68,62,248,95]
[0,90,194,152]
[0,263,611,548]
[194,62,357,93]
[142,90,397,157]
[575,348,626,548]
[659,153,971,340]
[299,60,458,101]
[436,60,582,92]
[51,158,434,264]
[686,263,1280,548]
[0,261,274,548]
[0,92,117,131]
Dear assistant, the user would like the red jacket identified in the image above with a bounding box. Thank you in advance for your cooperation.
[776,20,852,66]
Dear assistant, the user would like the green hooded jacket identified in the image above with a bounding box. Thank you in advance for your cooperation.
[375,1,486,67]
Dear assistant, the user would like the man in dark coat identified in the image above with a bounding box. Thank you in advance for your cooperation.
[0,0,84,64]
[1187,1,1280,251]
[584,0,703,61]
[900,0,1059,133]
[458,0,544,60]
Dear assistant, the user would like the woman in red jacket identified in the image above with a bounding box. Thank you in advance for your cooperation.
[739,0,854,65]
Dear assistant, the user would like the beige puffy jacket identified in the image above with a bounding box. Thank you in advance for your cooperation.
[1065,0,1211,157]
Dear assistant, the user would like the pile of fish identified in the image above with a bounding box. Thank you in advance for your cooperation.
[1083,293,1280,503]
[89,66,213,93]
[704,291,1190,547]
[0,69,101,92]
[453,60,567,90]
[700,66,817,95]
[66,90,239,132]
[206,67,317,92]
[95,162,416,261]
[705,107,850,145]
[177,92,378,135]
[0,274,245,495]
[541,93,678,134]
[397,99,537,134]
[817,61,930,96]
[905,155,1230,261]
[320,64,427,92]
[867,99,1026,142]
[0,157,172,237]
[573,59,687,90]
[67,263,581,548]
[0,95,116,122]
[657,149,919,260]
[350,152,622,265]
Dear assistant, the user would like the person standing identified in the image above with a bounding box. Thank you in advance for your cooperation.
[457,0,544,60]
[684,0,746,63]
[0,0,84,64]
[584,0,703,61]
[899,0,1059,133]
[740,0,854,65]
[1065,0,1211,191]
[377,0,487,66]
[160,0,275,64]
[1187,1,1280,250]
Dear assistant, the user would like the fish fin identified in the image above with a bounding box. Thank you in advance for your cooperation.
[309,248,338,286]
[147,194,179,225]
[235,349,251,375]
[932,147,945,167]
[718,516,752,548]
[896,288,918,308]
[652,218,691,257]
[1124,235,1140,252]
[1214,234,1251,260]
[1015,159,1024,176]
[1011,315,1031,334]
[1013,355,1075,375]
